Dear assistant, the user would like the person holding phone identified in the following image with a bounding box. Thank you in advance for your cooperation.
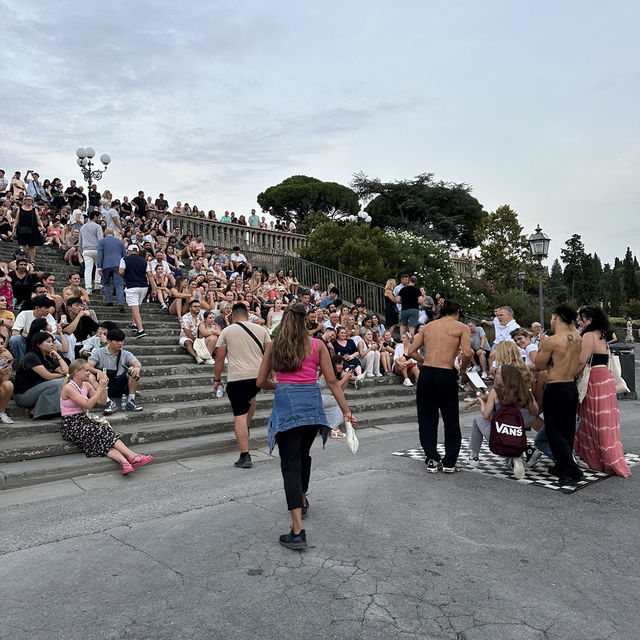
[60,359,152,475]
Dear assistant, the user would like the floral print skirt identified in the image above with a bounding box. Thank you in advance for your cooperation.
[60,412,122,458]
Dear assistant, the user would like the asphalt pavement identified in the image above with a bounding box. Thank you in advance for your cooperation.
[1,393,639,640]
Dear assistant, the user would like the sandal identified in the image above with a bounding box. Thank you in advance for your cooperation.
[121,461,135,475]
[129,454,153,468]
[330,428,346,439]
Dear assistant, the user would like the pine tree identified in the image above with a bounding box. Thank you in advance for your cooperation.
[560,234,586,302]
[547,259,568,302]
[622,247,639,300]
[610,268,623,316]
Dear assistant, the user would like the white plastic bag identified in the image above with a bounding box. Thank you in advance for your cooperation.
[345,421,359,454]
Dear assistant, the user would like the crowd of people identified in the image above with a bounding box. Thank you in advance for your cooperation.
[0,169,633,548]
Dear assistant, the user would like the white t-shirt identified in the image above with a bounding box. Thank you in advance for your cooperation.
[230,252,247,263]
[13,311,57,335]
[392,283,405,312]
[493,318,520,345]
[103,208,120,231]
[520,343,538,366]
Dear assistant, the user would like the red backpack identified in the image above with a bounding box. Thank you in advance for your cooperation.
[489,404,527,457]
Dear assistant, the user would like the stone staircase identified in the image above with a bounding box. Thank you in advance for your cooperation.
[0,244,419,489]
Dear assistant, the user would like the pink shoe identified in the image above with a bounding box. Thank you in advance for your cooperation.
[121,461,135,474]
[130,454,153,468]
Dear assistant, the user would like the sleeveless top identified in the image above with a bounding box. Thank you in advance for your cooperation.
[591,353,608,366]
[61,381,88,416]
[277,339,319,384]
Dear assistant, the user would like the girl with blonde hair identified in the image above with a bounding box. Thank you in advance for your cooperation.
[384,278,398,336]
[60,359,152,474]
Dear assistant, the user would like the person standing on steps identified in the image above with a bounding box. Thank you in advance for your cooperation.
[78,210,104,294]
[118,244,155,339]
[257,303,356,551]
[406,299,472,473]
[97,229,126,312]
[213,303,270,469]
[534,304,583,487]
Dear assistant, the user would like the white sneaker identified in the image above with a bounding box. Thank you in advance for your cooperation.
[196,356,204,365]
[467,454,480,467]
[403,378,413,387]
[366,373,375,378]
[481,372,488,379]
[513,456,525,480]
[204,358,215,365]
[471,365,480,373]
[375,372,383,377]
[0,412,14,424]
[161,303,168,310]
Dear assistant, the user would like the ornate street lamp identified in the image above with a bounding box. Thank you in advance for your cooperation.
[518,270,526,297]
[76,147,111,189]
[528,225,550,328]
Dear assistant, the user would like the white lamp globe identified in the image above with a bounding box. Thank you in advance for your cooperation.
[365,215,372,223]
[100,153,111,165]
[76,147,86,159]
[85,147,95,158]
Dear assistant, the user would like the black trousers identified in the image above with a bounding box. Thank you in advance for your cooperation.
[544,382,582,480]
[275,425,319,511]
[416,366,461,468]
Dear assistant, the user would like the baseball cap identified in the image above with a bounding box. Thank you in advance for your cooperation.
[128,244,139,251]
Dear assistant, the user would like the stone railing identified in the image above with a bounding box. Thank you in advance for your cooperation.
[171,214,308,255]
[452,257,476,278]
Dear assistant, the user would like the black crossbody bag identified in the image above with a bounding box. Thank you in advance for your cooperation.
[237,323,264,354]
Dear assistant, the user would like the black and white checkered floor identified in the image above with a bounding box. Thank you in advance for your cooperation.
[392,438,640,493]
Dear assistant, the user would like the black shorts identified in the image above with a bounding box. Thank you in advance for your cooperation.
[108,373,128,398]
[226,378,259,416]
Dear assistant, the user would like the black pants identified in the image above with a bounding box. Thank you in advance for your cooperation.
[543,382,582,480]
[417,366,461,468]
[276,425,319,511]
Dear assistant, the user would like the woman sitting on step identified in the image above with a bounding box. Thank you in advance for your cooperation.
[60,359,153,475]
[13,331,68,418]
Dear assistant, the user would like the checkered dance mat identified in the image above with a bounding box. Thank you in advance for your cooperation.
[392,438,640,494]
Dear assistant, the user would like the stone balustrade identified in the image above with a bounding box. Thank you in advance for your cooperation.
[171,214,309,254]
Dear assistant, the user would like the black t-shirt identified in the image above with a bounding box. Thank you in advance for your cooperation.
[132,197,146,213]
[14,352,59,395]
[155,199,168,212]
[88,190,101,206]
[9,271,38,305]
[398,285,420,310]
[121,202,133,215]
[0,220,12,235]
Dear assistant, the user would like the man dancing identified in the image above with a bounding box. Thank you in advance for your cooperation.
[407,300,472,473]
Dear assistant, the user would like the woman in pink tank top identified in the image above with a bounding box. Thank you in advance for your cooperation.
[257,303,356,551]
[60,359,153,475]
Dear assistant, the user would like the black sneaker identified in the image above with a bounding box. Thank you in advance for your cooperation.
[105,302,113,307]
[301,499,309,520]
[134,329,146,339]
[557,474,583,487]
[234,453,253,468]
[425,459,441,473]
[279,529,307,550]
[547,465,560,477]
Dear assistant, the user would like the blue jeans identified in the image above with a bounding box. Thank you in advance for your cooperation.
[534,426,555,461]
[101,266,124,304]
[8,334,26,363]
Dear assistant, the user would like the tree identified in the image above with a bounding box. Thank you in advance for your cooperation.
[622,247,639,300]
[257,175,360,226]
[610,268,624,316]
[560,234,587,302]
[475,205,532,293]
[300,221,399,284]
[351,172,486,248]
[547,259,568,302]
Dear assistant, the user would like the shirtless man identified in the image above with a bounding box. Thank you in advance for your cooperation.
[534,304,583,486]
[407,299,472,473]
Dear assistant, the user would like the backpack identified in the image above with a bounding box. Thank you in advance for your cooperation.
[489,404,527,457]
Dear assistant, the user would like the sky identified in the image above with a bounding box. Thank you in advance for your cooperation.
[2,0,638,265]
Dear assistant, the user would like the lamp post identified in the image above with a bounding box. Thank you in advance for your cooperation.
[528,225,551,329]
[518,270,526,298]
[76,147,111,189]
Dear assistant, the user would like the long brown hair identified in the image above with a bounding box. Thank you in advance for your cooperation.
[268,303,308,372]
[500,364,530,407]
[496,341,533,388]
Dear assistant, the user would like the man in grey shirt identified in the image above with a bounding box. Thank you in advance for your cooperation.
[79,211,104,293]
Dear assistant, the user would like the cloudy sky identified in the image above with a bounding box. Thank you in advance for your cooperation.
[2,0,638,264]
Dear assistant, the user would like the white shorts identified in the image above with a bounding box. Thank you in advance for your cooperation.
[179,335,193,347]
[125,287,147,307]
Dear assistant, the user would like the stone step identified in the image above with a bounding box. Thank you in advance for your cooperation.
[0,405,418,489]
[0,392,417,463]
[0,383,415,437]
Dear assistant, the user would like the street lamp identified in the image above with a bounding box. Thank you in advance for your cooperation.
[528,225,550,329]
[356,210,372,223]
[76,147,111,189]
[518,270,526,297]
